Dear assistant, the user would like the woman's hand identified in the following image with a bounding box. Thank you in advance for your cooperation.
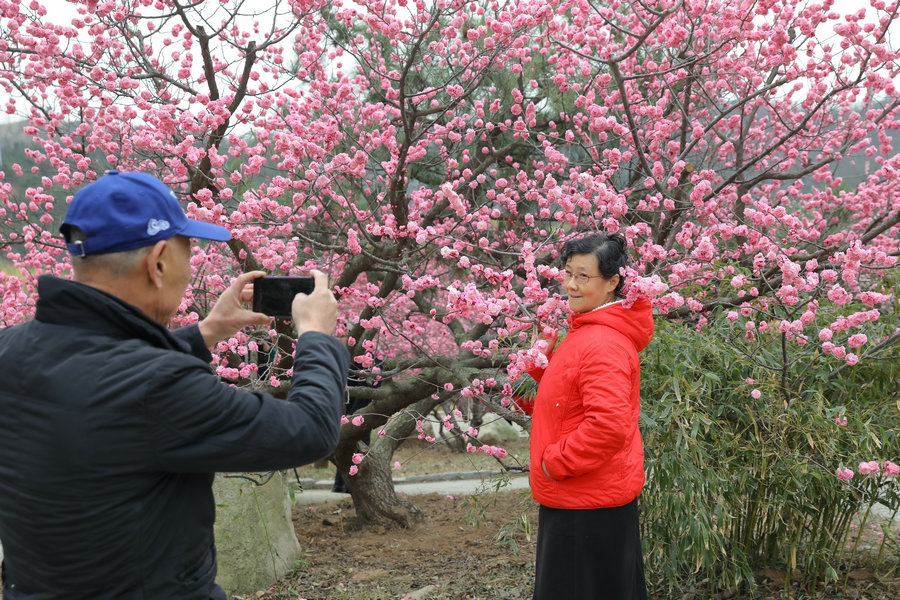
[533,325,558,357]
[542,459,553,480]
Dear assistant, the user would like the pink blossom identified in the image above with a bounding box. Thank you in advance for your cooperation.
[340,415,350,425]
[847,333,867,348]
[479,444,508,459]
[834,415,847,427]
[883,462,900,476]
[351,453,364,465]
[827,285,852,305]
[348,465,358,476]
[835,467,854,481]
[351,415,365,426]
[751,389,761,399]
[858,461,880,475]
[393,461,402,470]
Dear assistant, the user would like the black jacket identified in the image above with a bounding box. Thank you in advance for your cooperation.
[0,276,349,599]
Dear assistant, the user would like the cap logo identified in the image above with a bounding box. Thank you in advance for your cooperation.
[147,219,171,236]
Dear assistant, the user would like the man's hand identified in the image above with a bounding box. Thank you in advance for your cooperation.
[293,269,337,336]
[198,271,271,347]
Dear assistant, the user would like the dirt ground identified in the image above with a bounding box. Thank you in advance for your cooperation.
[265,438,539,600]
[280,490,537,600]
[241,490,899,600]
[236,438,900,600]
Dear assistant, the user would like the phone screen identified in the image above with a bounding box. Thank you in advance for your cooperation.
[252,276,315,317]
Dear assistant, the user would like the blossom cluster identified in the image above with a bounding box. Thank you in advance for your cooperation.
[835,460,900,481]
[466,443,509,459]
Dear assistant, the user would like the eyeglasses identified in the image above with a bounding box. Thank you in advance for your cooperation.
[561,270,606,285]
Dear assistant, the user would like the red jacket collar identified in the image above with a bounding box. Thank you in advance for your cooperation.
[568,296,654,352]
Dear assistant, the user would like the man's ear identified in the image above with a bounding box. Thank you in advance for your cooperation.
[145,240,168,289]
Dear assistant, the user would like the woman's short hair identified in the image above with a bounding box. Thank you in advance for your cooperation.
[560,232,628,298]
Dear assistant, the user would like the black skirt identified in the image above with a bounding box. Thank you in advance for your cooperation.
[533,498,648,600]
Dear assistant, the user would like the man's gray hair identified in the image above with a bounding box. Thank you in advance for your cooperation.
[66,227,152,276]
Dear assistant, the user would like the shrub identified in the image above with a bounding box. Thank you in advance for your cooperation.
[640,311,899,595]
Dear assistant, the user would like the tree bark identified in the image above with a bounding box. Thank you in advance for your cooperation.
[335,396,442,528]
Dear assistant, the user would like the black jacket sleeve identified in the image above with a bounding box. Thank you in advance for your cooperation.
[171,324,214,362]
[145,331,349,472]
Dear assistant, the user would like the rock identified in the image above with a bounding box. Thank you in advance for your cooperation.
[403,584,441,599]
[477,413,520,445]
[213,471,301,595]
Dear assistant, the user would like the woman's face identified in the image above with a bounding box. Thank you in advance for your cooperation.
[563,253,619,313]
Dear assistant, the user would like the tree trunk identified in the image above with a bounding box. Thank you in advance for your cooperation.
[335,396,442,528]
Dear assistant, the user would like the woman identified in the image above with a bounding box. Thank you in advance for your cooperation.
[528,232,654,600]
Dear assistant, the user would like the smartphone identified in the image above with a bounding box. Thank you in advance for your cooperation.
[252,276,315,318]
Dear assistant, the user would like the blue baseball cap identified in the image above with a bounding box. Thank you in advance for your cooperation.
[60,170,231,256]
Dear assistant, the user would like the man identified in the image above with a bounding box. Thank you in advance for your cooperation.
[0,170,349,599]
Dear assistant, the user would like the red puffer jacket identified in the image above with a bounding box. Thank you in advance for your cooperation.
[528,297,654,509]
